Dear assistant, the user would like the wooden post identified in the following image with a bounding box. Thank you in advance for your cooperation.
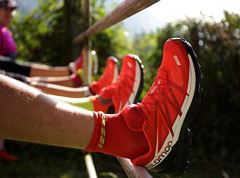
[74,0,160,43]
[85,154,98,178]
[64,0,82,62]
[117,158,153,178]
[81,0,92,85]
[75,0,162,177]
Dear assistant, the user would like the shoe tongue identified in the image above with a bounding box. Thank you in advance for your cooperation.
[99,86,115,99]
[121,104,146,132]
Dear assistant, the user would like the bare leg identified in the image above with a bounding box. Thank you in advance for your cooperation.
[0,74,94,149]
[31,82,91,98]
[30,64,70,77]
[29,76,76,87]
[48,95,96,111]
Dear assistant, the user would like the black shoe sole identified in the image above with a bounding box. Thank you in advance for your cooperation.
[149,38,202,176]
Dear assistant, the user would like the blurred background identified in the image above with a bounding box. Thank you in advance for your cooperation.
[0,0,239,177]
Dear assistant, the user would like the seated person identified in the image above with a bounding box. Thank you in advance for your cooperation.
[1,56,119,98]
[0,55,83,86]
[0,38,202,176]
[0,0,18,161]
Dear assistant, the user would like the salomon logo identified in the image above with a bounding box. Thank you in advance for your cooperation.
[174,55,181,66]
[146,141,173,169]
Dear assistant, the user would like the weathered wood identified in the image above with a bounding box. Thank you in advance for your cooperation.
[74,0,160,43]
[85,154,98,178]
[117,158,153,178]
[82,40,92,85]
[63,0,82,61]
[81,0,92,85]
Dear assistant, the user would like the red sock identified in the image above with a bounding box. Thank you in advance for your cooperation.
[85,105,148,160]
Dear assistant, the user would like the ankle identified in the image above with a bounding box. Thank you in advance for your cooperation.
[85,111,108,152]
[86,108,148,160]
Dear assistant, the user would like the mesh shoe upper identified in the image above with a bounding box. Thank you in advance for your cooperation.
[99,55,143,113]
[90,57,118,94]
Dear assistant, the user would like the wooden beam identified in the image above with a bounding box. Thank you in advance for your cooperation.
[81,0,92,85]
[74,0,160,43]
[84,154,98,178]
[117,158,153,178]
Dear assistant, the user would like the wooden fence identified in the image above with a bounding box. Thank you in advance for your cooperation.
[75,0,161,177]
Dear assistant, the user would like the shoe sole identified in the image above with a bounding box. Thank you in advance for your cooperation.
[120,55,144,112]
[148,38,202,176]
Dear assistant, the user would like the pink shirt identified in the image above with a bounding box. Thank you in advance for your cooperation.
[0,25,17,60]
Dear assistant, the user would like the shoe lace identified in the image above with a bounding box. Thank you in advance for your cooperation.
[141,70,188,137]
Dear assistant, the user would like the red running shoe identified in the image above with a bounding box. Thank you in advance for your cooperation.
[94,55,144,113]
[90,57,119,94]
[0,150,18,161]
[69,55,84,74]
[123,38,201,176]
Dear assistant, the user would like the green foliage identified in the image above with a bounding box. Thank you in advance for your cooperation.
[90,1,133,73]
[186,13,240,176]
[11,0,69,65]
[11,0,131,69]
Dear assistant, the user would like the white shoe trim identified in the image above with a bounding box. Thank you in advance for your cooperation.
[146,54,196,169]
[112,64,119,84]
[120,60,141,112]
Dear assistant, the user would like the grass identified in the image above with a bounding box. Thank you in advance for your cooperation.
[0,141,126,178]
[0,141,226,178]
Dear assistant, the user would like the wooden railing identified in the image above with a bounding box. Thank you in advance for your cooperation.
[75,0,161,177]
[74,0,160,43]
[75,0,160,85]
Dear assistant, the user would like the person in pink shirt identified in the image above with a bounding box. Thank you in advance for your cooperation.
[0,0,18,161]
[0,0,17,61]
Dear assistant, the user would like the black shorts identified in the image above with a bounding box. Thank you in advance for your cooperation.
[0,56,31,76]
[0,69,29,84]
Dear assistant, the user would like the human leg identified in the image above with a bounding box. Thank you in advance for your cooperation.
[0,38,201,176]
[29,64,71,77]
[0,74,94,149]
[0,56,72,77]
[29,76,77,88]
[30,57,119,97]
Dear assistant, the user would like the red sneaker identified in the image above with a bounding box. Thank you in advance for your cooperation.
[123,38,201,176]
[93,55,144,113]
[69,55,84,74]
[90,57,119,94]
[0,150,18,161]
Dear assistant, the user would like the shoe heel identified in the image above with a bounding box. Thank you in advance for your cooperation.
[149,128,192,177]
